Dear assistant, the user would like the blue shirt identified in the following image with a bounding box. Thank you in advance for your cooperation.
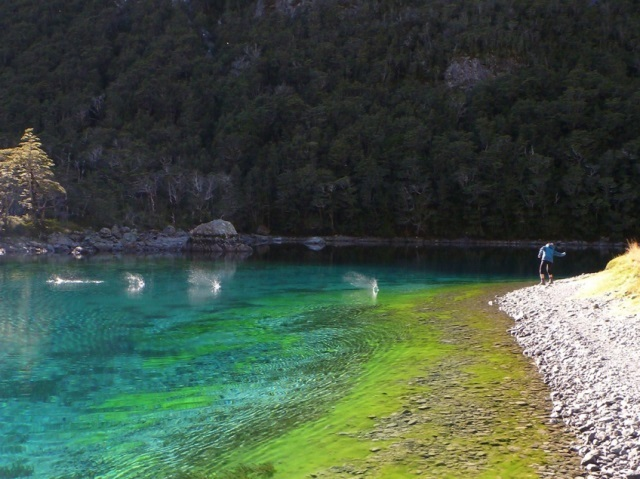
[538,244,566,263]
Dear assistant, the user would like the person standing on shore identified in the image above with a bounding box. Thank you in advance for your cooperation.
[538,242,566,285]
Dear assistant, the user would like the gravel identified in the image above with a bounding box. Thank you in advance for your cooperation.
[498,276,640,479]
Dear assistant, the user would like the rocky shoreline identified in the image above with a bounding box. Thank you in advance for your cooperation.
[0,222,255,257]
[0,224,626,257]
[498,278,640,479]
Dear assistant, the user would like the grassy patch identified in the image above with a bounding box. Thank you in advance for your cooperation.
[575,241,640,310]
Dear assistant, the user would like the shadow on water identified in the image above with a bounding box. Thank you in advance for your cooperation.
[251,243,618,279]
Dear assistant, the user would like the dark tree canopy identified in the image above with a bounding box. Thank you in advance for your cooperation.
[1,0,639,240]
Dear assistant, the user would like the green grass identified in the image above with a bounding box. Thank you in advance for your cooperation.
[576,240,640,310]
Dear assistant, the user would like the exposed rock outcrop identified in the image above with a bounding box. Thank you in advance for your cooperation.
[445,56,518,90]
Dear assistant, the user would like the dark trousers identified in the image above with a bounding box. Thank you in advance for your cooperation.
[539,260,553,275]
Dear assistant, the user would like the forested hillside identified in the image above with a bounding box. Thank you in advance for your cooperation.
[1,0,639,240]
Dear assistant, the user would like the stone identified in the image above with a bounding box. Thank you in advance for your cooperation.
[47,232,76,253]
[187,219,252,254]
[190,219,238,238]
[498,280,640,479]
[99,227,112,238]
[122,232,138,244]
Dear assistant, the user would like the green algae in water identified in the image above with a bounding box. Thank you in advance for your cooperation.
[0,463,34,479]
[0,257,585,479]
[221,284,582,478]
[0,259,396,478]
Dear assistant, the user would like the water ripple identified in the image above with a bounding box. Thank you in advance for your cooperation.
[0,262,395,478]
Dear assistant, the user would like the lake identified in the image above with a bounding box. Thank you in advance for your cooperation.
[0,245,617,478]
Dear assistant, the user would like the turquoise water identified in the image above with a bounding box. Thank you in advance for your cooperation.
[0,247,615,478]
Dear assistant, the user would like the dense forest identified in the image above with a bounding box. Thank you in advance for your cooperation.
[0,0,639,240]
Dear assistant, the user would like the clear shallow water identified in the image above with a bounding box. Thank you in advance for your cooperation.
[0,246,617,478]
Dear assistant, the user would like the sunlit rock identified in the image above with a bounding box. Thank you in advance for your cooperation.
[188,219,252,254]
[190,219,238,238]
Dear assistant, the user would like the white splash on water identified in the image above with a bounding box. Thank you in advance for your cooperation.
[125,273,145,293]
[47,276,104,285]
[188,269,223,296]
[343,271,379,296]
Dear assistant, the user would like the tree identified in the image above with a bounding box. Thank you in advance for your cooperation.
[2,0,640,239]
[1,128,66,228]
[0,149,21,227]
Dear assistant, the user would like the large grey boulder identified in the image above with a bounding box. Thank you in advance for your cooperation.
[47,232,77,253]
[189,219,238,238]
[188,219,252,254]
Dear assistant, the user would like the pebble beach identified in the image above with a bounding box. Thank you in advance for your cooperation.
[498,277,640,479]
